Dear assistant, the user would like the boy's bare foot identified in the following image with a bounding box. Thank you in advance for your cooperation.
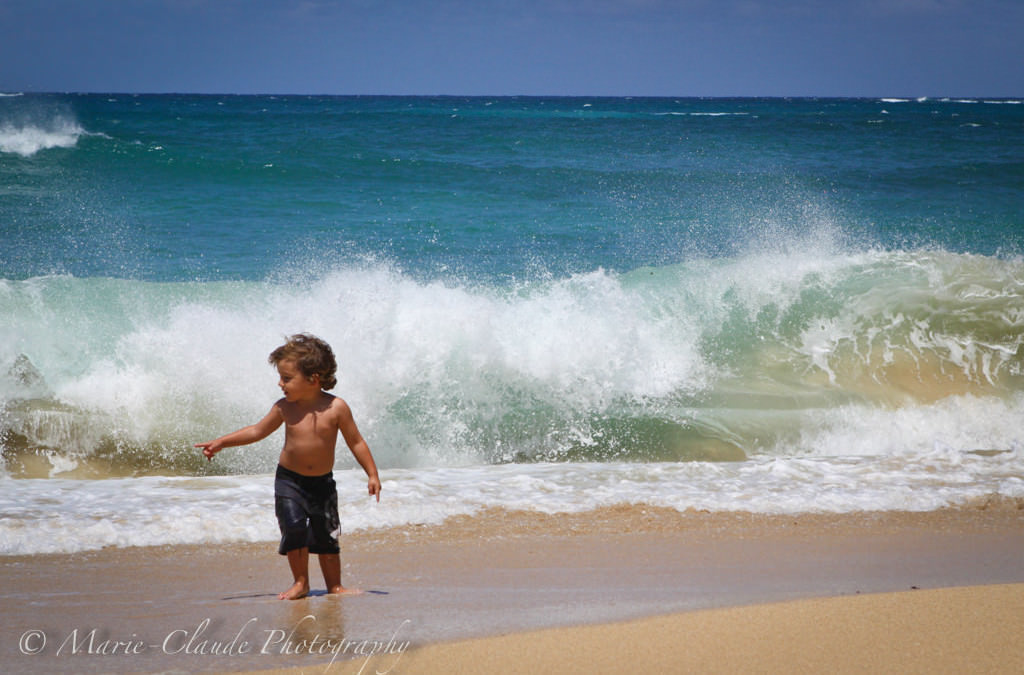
[278,580,310,600]
[327,584,364,596]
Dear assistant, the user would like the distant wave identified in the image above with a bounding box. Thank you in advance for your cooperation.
[877,97,929,103]
[656,112,750,117]
[904,97,1022,106]
[0,117,87,156]
[0,117,90,158]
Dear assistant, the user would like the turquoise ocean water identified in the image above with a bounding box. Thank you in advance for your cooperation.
[2,93,1023,554]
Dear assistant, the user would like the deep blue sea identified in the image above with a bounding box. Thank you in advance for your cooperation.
[2,93,1023,554]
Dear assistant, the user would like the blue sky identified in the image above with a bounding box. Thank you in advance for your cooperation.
[1,0,1022,96]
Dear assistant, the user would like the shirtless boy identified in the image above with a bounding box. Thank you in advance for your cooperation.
[196,334,381,600]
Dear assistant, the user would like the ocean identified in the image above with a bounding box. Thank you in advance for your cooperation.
[2,93,1022,555]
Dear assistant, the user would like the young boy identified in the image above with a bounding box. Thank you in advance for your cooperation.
[196,334,381,600]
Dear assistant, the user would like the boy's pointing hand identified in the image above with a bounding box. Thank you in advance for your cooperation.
[195,441,221,461]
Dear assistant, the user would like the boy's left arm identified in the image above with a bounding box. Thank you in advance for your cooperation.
[336,399,381,502]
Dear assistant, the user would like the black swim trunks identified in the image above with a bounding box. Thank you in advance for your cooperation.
[274,464,341,555]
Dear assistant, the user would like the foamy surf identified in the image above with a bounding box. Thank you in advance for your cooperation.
[2,438,1022,555]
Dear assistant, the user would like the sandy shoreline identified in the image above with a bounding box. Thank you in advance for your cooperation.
[2,504,1022,673]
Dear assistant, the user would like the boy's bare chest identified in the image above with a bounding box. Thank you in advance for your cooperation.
[284,408,335,436]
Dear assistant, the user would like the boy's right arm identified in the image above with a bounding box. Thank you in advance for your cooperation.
[195,405,284,461]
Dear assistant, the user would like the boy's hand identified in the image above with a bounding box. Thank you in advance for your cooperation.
[368,475,381,502]
[195,441,222,461]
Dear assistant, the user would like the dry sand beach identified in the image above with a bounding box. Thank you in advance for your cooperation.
[2,504,1022,674]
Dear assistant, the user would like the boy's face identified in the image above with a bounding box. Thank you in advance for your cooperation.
[276,359,320,403]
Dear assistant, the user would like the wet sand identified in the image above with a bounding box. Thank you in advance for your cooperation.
[1,504,1022,674]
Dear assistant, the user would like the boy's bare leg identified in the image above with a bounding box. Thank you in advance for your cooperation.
[279,547,311,600]
[319,553,361,595]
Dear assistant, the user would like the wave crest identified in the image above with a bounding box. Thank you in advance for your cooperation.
[2,249,1023,477]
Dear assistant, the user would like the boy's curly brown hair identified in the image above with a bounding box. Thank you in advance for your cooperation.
[268,333,338,390]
